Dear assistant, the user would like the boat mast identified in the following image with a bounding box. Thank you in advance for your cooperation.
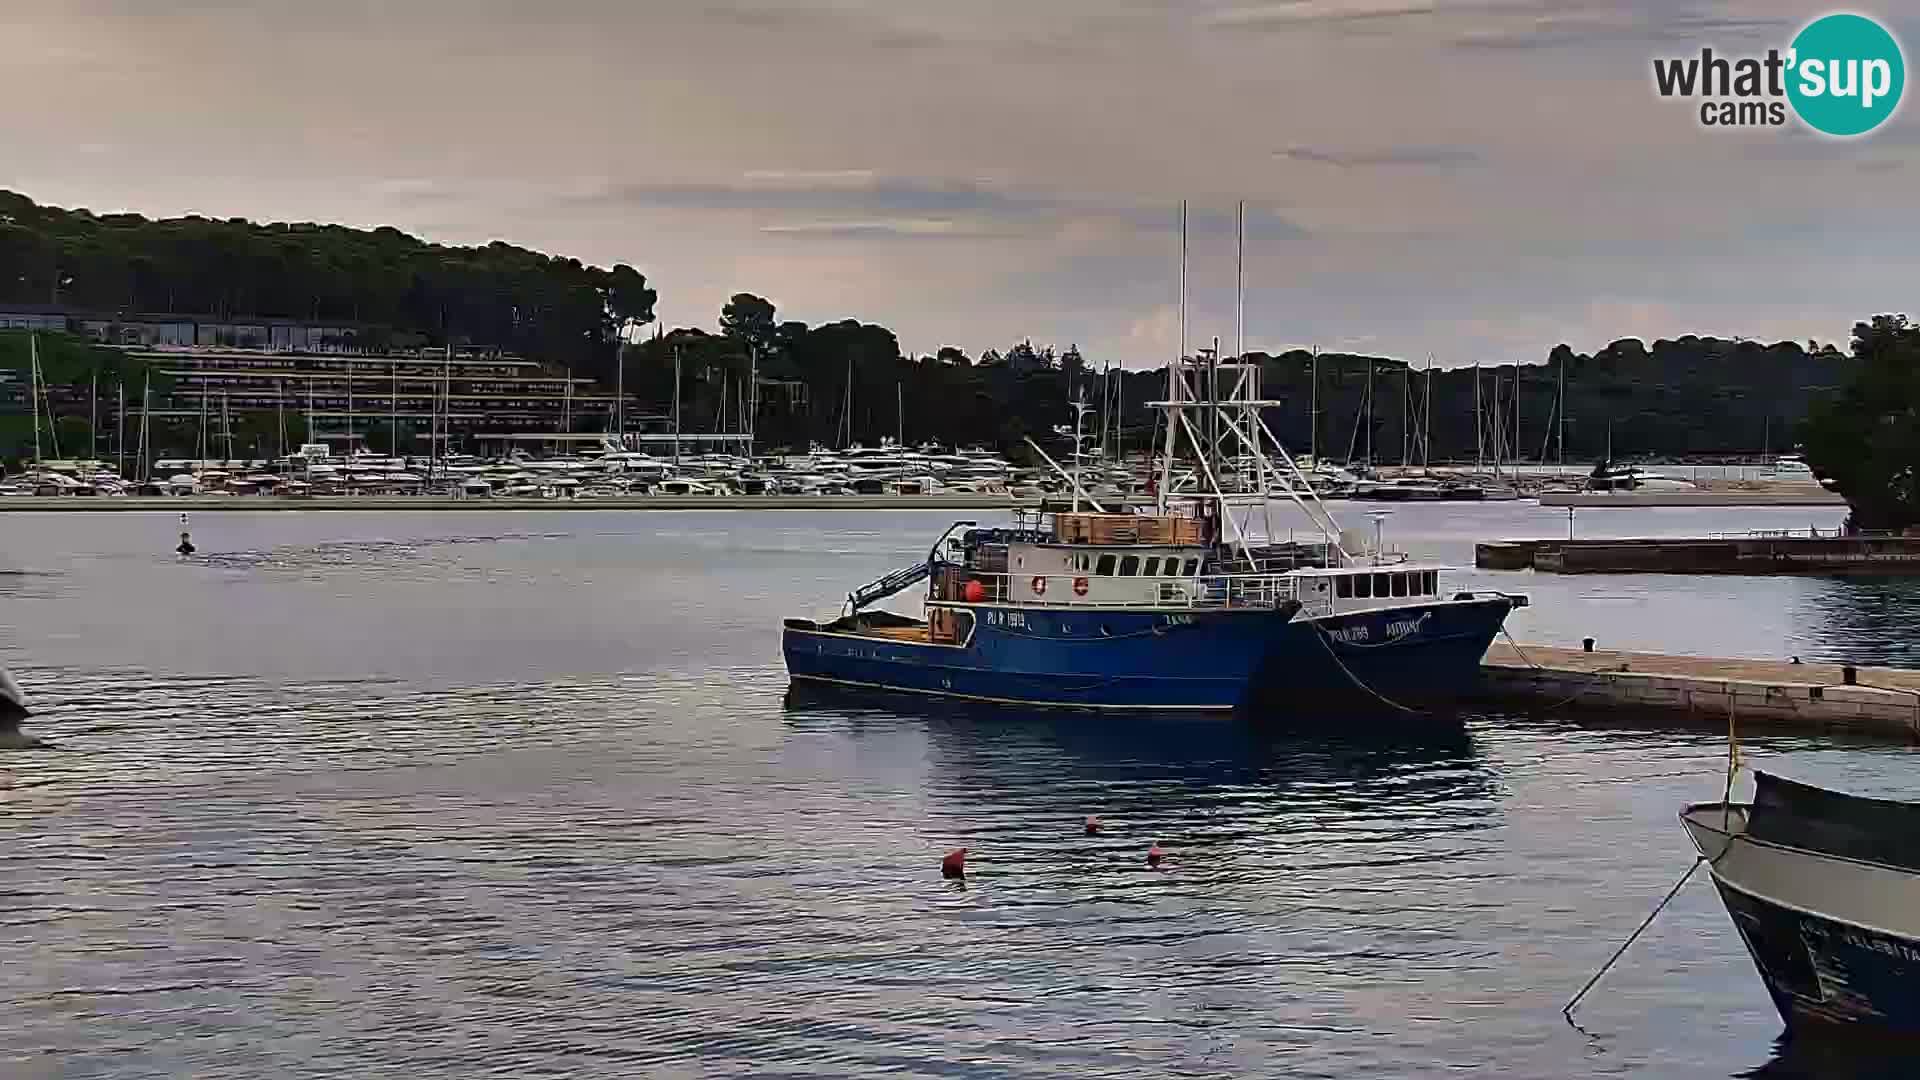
[1156,201,1186,511]
[28,333,42,463]
[1557,350,1567,469]
[138,372,151,483]
[1309,346,1318,465]
[116,381,126,478]
[90,375,97,462]
[1423,355,1433,469]
[1473,359,1483,474]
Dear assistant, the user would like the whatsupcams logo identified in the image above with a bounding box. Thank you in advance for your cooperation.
[1653,12,1905,136]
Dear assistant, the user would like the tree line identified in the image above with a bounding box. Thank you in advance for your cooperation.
[0,189,1875,472]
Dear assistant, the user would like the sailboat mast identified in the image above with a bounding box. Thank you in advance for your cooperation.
[1423,355,1433,469]
[138,372,151,483]
[1157,201,1186,509]
[28,333,44,462]
[116,381,126,478]
[1557,350,1567,468]
[1473,360,1483,473]
[1309,346,1318,465]
[1363,359,1374,469]
[90,375,97,462]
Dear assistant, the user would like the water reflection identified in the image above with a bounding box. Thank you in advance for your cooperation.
[1744,1036,1920,1080]
[783,684,1499,899]
[1798,577,1920,667]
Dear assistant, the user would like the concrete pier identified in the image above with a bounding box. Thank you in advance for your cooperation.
[1475,534,1920,574]
[1482,644,1920,739]
[1540,488,1842,507]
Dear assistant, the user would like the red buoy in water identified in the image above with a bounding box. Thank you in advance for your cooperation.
[941,848,968,879]
[1146,843,1165,868]
[963,579,986,603]
[1084,815,1101,836]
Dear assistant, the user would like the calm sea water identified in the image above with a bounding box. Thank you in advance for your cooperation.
[6,503,1920,1078]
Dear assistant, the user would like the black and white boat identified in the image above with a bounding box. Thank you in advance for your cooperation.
[1682,772,1920,1039]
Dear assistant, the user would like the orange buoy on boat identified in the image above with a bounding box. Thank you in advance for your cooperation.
[963,579,986,603]
[941,848,968,878]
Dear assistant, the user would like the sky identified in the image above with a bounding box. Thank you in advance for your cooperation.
[3,0,1916,368]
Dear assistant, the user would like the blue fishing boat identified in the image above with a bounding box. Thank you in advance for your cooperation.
[1684,773,1920,1040]
[783,331,1525,712]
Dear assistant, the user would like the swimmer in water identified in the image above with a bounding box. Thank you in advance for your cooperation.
[176,531,196,556]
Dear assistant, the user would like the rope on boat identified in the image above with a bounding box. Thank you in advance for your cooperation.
[1498,625,1601,715]
[1309,622,1426,715]
[1561,855,1705,1027]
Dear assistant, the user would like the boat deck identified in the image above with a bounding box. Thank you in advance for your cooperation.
[855,624,935,643]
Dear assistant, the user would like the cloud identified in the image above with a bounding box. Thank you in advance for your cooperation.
[557,174,1046,218]
[1276,144,1482,168]
[1452,8,1790,50]
[1207,1,1437,27]
[759,218,986,237]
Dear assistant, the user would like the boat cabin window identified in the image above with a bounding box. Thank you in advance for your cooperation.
[1373,573,1389,597]
[1425,571,1438,594]
[1096,554,1117,576]
[1144,557,1161,577]
[1119,555,1140,576]
[1336,575,1353,599]
[1392,573,1408,597]
[1183,557,1199,576]
[1355,574,1371,599]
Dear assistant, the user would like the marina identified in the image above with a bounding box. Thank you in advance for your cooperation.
[7,504,1920,1077]
[8,1,1918,1072]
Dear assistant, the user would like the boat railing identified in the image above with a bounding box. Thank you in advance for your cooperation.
[932,570,1299,610]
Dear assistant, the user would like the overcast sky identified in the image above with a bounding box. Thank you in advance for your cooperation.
[4,0,1915,367]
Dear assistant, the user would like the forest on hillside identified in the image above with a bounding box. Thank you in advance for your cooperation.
[0,190,1862,461]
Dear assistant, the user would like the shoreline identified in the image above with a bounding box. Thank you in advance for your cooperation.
[0,494,1040,513]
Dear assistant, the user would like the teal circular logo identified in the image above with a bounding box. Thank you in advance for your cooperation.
[1787,13,1905,136]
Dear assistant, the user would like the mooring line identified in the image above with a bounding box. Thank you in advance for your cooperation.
[1561,855,1705,1026]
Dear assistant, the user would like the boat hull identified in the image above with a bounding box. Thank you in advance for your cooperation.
[782,596,1515,711]
[1683,805,1920,1041]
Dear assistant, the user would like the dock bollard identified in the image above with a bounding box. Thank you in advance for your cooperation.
[1582,638,1595,653]
[1843,665,1858,686]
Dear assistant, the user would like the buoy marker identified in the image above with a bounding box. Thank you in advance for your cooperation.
[941,848,968,879]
